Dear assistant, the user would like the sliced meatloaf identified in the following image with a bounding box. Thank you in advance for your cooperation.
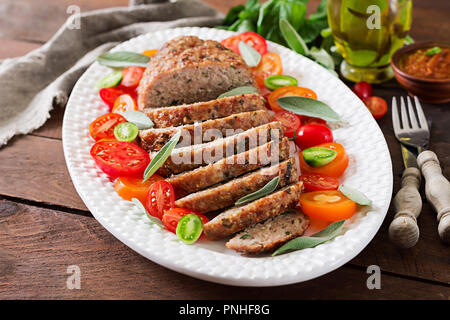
[226,210,310,255]
[167,137,292,198]
[175,158,298,214]
[137,36,256,109]
[139,110,271,152]
[157,121,284,176]
[144,93,266,128]
[203,182,303,240]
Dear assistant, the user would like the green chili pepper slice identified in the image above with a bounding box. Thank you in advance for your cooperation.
[303,147,337,167]
[114,122,139,142]
[96,70,123,90]
[176,214,203,245]
[264,75,298,90]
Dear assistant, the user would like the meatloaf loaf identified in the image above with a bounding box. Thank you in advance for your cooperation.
[137,36,256,109]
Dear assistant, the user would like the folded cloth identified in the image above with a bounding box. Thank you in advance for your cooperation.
[0,0,223,146]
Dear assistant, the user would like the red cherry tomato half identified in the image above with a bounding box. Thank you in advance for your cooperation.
[145,180,175,220]
[162,208,209,234]
[89,113,127,141]
[300,174,339,192]
[352,81,372,101]
[365,96,388,119]
[273,111,301,138]
[220,32,268,56]
[121,67,145,88]
[90,140,150,178]
[299,115,327,126]
[99,87,127,109]
[295,124,333,150]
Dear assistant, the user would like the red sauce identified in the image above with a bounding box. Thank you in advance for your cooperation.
[400,47,450,79]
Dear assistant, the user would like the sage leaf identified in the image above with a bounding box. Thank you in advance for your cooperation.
[142,130,181,182]
[218,86,260,99]
[339,185,372,206]
[96,70,123,90]
[277,96,340,122]
[131,198,163,228]
[279,18,309,56]
[238,41,261,67]
[97,51,149,68]
[235,176,279,206]
[309,47,335,70]
[121,110,154,130]
[272,220,345,256]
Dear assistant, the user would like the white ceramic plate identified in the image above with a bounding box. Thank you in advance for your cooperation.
[62,27,392,287]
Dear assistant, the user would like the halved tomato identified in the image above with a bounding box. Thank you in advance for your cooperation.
[300,190,357,222]
[121,67,145,88]
[299,142,349,178]
[162,208,209,234]
[268,86,317,112]
[114,174,164,204]
[300,174,339,192]
[220,32,268,56]
[365,96,388,119]
[299,115,327,126]
[251,52,283,88]
[99,87,127,109]
[89,113,127,141]
[112,94,138,113]
[272,111,301,138]
[90,140,150,177]
[145,181,175,219]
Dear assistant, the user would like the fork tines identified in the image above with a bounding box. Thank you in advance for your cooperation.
[392,96,429,132]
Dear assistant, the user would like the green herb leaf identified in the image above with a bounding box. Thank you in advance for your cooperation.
[272,220,345,256]
[240,233,252,239]
[277,96,340,122]
[131,198,164,228]
[96,70,123,90]
[97,51,150,68]
[218,86,260,99]
[142,130,181,183]
[339,185,372,206]
[404,35,414,45]
[223,4,245,25]
[239,41,261,67]
[279,18,309,56]
[235,176,279,206]
[425,46,442,56]
[309,47,335,70]
[121,110,154,130]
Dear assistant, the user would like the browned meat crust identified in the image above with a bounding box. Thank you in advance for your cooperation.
[175,158,298,213]
[226,211,310,254]
[144,94,266,128]
[203,182,303,240]
[166,137,292,198]
[138,110,272,152]
[156,121,284,176]
[137,36,256,109]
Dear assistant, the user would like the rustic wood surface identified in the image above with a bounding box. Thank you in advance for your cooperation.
[0,0,449,300]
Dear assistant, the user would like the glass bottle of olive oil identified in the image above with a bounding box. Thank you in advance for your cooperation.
[328,0,412,83]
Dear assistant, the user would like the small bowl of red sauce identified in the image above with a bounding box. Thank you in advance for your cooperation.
[391,41,450,104]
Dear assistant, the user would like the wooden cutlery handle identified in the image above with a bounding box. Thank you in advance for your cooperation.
[389,167,422,248]
[417,151,450,244]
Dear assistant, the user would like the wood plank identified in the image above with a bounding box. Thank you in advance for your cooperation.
[0,39,41,60]
[1,200,448,299]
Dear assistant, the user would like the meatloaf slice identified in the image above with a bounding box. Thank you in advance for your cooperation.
[139,110,271,152]
[175,158,298,214]
[203,182,303,240]
[144,93,266,128]
[167,137,292,198]
[137,36,256,109]
[226,210,310,255]
[157,121,284,176]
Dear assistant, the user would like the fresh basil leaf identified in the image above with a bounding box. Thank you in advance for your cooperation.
[96,70,123,90]
[309,46,335,70]
[425,46,442,56]
[279,18,309,56]
[121,110,154,130]
[339,185,372,206]
[223,4,245,25]
[97,51,149,68]
[272,220,345,256]
[131,198,164,228]
[142,130,181,182]
[239,41,261,67]
[277,96,341,122]
[235,176,279,206]
[218,86,260,99]
[237,19,256,32]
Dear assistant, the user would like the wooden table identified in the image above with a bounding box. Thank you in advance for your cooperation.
[0,0,449,300]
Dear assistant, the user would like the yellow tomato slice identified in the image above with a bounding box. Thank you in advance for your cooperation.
[112,94,137,113]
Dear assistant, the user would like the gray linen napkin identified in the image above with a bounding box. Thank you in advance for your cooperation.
[0,0,223,146]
